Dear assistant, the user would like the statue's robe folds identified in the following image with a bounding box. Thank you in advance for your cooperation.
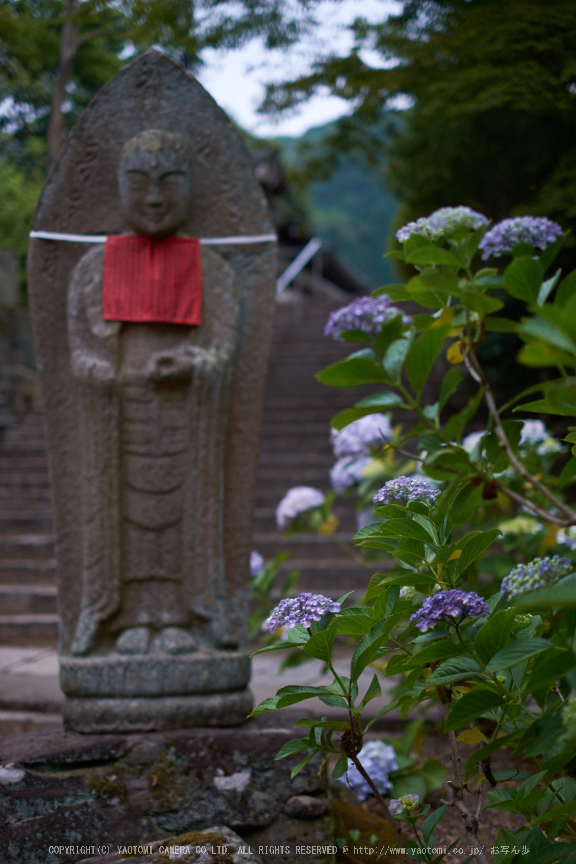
[67,243,241,656]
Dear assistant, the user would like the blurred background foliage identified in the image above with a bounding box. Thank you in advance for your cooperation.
[1,0,576,297]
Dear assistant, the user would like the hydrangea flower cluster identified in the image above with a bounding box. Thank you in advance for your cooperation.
[479,217,563,260]
[331,414,392,458]
[500,556,572,599]
[519,420,563,456]
[276,486,325,529]
[250,550,265,578]
[389,794,420,815]
[410,590,490,633]
[499,516,543,537]
[556,526,576,551]
[324,296,412,342]
[337,741,398,801]
[330,456,372,494]
[396,206,489,243]
[263,592,341,633]
[373,476,440,507]
[399,586,416,601]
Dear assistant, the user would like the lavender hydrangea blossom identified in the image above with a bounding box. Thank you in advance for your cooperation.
[331,414,392,458]
[324,296,412,342]
[373,476,440,507]
[411,590,490,633]
[500,555,572,600]
[250,550,265,578]
[396,206,489,243]
[276,486,325,529]
[263,593,341,633]
[479,217,563,260]
[337,740,398,801]
[556,526,576,551]
[389,794,420,815]
[330,456,372,494]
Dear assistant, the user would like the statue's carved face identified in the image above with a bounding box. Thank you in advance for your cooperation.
[119,132,192,236]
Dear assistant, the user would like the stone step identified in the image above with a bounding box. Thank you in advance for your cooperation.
[0,560,57,584]
[0,513,53,532]
[0,474,51,489]
[0,535,55,560]
[0,614,59,646]
[0,456,49,470]
[0,585,58,615]
[0,709,62,735]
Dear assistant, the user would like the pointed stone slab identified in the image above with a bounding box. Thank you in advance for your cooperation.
[28,50,276,730]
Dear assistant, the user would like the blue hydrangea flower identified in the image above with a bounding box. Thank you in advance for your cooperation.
[263,593,341,633]
[250,550,265,578]
[338,740,398,801]
[411,590,489,633]
[479,217,563,259]
[331,414,392,458]
[330,456,372,494]
[396,206,489,243]
[324,296,412,342]
[276,486,325,529]
[373,476,440,507]
[500,555,572,599]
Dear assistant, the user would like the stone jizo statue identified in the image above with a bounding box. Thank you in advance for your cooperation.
[28,50,276,732]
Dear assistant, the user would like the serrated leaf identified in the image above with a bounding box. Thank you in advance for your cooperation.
[427,656,483,685]
[445,688,504,731]
[486,637,552,672]
[503,257,543,302]
[406,247,461,267]
[405,326,451,394]
[457,728,488,745]
[377,517,436,543]
[303,622,336,663]
[456,529,501,575]
[475,609,518,665]
[316,349,386,388]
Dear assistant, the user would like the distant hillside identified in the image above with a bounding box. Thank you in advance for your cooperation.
[275,123,398,287]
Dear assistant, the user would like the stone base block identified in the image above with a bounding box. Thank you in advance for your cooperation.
[0,718,335,864]
[63,690,253,733]
[60,652,250,698]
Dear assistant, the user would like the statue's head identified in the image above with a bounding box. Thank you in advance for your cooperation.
[118,130,192,236]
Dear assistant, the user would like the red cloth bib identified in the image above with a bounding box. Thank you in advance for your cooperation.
[102,235,202,325]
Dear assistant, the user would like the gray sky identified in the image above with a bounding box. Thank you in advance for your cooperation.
[197,0,400,138]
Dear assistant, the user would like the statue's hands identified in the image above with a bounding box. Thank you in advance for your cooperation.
[71,352,116,387]
[147,346,227,382]
[147,349,194,383]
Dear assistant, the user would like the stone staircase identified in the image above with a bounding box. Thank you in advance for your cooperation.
[0,413,58,648]
[253,277,377,600]
[0,279,380,650]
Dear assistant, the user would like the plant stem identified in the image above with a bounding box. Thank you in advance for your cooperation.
[464,347,576,524]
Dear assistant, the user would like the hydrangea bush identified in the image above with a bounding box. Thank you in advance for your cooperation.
[251,209,576,864]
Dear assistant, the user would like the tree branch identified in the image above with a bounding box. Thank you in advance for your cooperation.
[463,348,576,525]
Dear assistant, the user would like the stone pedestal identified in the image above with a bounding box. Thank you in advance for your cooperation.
[0,717,335,864]
[60,652,252,732]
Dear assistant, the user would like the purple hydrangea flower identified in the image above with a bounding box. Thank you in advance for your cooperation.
[337,740,398,801]
[389,794,420,815]
[331,414,393,458]
[479,217,563,260]
[263,592,341,633]
[276,486,325,529]
[324,296,412,342]
[396,206,489,243]
[250,550,265,578]
[410,590,489,633]
[330,456,372,494]
[500,555,572,600]
[373,476,440,507]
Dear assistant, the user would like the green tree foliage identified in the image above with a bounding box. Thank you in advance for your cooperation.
[1,0,316,168]
[262,0,576,242]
